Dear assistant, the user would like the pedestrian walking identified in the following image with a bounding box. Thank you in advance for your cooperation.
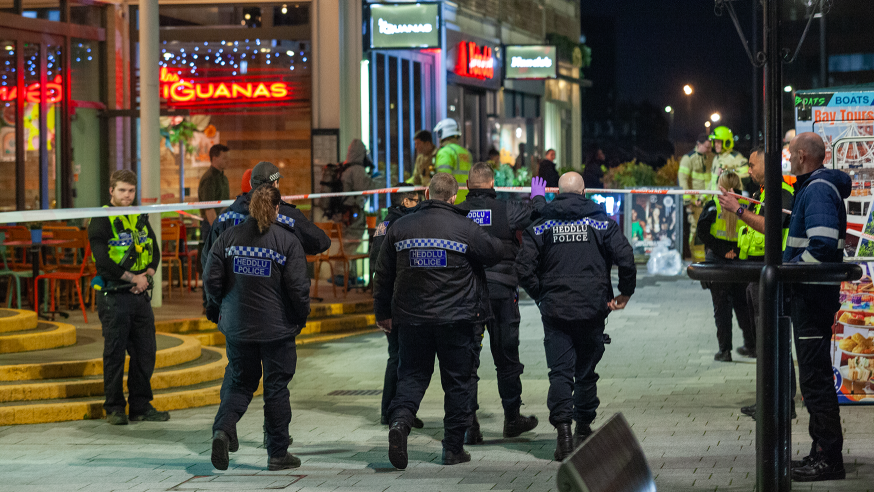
[456,163,546,444]
[205,185,310,471]
[782,132,849,482]
[370,186,423,428]
[88,170,168,425]
[374,173,503,469]
[697,171,754,362]
[516,172,636,461]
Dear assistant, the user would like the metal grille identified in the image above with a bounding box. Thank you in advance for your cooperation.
[327,390,382,396]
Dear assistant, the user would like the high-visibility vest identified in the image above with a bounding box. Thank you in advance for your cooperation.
[709,199,739,242]
[737,180,795,259]
[435,142,472,202]
[97,207,154,271]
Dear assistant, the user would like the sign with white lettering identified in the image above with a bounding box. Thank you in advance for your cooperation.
[467,209,492,226]
[233,257,272,277]
[446,31,502,90]
[504,45,557,79]
[550,223,589,243]
[370,3,440,49]
[409,249,447,267]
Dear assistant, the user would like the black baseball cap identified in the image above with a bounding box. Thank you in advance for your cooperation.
[251,161,283,188]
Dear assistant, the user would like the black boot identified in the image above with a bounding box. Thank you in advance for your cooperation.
[211,430,230,471]
[464,414,483,445]
[388,421,410,470]
[573,422,593,447]
[268,452,301,471]
[791,456,845,482]
[554,423,574,461]
[503,409,538,438]
[442,447,472,465]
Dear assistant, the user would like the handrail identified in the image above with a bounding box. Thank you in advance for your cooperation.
[687,262,862,284]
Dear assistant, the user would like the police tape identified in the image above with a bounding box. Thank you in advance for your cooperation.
[0,186,773,224]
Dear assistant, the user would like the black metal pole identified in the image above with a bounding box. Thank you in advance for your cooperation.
[819,0,828,87]
[757,0,791,490]
[752,0,760,143]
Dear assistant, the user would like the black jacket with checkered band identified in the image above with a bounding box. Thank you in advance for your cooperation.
[204,217,310,342]
[368,204,419,270]
[373,200,504,326]
[516,193,636,321]
[456,188,546,297]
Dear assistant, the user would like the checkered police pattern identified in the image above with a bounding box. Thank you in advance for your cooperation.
[276,214,295,227]
[224,246,287,265]
[394,238,468,253]
[534,218,610,235]
[218,211,247,225]
[108,239,132,247]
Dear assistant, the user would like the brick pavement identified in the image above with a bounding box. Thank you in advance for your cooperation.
[0,272,872,491]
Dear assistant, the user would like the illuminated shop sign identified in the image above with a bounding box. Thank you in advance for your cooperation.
[0,75,64,103]
[455,41,494,80]
[370,3,440,49]
[159,67,292,106]
[504,45,557,79]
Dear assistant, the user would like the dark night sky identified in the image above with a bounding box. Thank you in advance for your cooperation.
[580,0,758,138]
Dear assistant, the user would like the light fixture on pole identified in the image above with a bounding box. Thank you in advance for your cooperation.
[784,85,793,93]
[683,85,693,96]
[665,106,673,113]
[711,112,721,123]
[705,121,711,128]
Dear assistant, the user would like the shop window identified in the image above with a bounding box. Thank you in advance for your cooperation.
[274,3,309,26]
[71,39,102,208]
[0,39,15,211]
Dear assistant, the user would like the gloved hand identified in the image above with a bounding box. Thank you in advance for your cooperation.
[205,301,221,324]
[530,176,547,199]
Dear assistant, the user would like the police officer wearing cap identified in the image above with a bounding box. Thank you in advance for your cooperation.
[516,172,636,461]
[202,160,330,298]
[88,169,168,425]
[205,185,310,471]
[456,163,547,444]
[374,172,503,469]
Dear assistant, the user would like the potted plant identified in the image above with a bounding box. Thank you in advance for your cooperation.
[27,221,43,244]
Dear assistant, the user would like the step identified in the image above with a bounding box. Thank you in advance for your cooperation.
[0,346,226,403]
[0,330,202,381]
[0,378,259,426]
[153,299,375,335]
[0,309,38,333]
[0,321,76,354]
[174,313,378,347]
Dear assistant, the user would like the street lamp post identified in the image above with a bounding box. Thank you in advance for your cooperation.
[683,85,693,137]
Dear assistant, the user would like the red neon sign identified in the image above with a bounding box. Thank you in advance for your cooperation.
[0,75,64,103]
[160,67,292,106]
[455,41,494,80]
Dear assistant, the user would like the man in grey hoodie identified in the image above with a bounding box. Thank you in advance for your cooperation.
[340,139,381,279]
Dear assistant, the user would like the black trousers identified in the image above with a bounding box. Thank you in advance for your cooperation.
[790,285,843,463]
[213,336,297,458]
[470,293,525,417]
[97,291,157,415]
[708,281,754,352]
[381,325,402,419]
[388,322,476,453]
[542,316,605,427]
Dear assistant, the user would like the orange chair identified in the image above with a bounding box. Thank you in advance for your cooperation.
[34,237,92,322]
[312,222,369,299]
[161,221,184,297]
[177,221,199,292]
[46,229,94,311]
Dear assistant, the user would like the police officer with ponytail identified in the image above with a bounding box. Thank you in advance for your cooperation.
[205,184,310,472]
[88,170,167,425]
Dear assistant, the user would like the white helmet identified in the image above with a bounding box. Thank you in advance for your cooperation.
[433,118,461,141]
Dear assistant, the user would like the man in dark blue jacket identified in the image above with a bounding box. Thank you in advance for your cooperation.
[374,173,503,469]
[370,186,422,427]
[783,132,848,482]
[516,172,636,461]
[456,164,546,444]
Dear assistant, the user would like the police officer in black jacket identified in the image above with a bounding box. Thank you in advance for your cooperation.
[374,173,503,469]
[516,172,636,461]
[202,161,330,274]
[456,163,546,444]
[369,186,423,427]
[205,185,310,471]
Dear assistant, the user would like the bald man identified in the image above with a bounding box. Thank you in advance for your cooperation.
[516,172,636,461]
[783,132,849,482]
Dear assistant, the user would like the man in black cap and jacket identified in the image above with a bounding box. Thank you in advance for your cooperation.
[374,172,503,469]
[456,163,547,444]
[516,171,636,461]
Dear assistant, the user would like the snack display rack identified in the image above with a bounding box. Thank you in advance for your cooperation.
[835,271,874,403]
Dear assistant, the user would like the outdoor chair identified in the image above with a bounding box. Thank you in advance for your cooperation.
[161,220,184,297]
[34,238,92,322]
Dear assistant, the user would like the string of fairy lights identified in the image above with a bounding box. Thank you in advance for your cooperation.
[159,39,310,77]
